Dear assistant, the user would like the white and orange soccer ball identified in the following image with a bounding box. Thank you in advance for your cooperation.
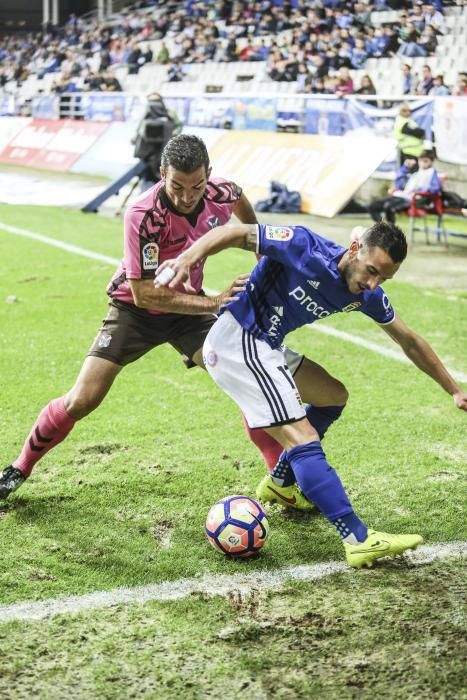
[205,495,270,558]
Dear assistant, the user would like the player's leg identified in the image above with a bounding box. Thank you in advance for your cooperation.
[1,300,150,500]
[203,314,422,567]
[253,354,349,505]
[266,419,422,567]
[175,316,299,479]
[368,197,389,222]
[0,357,121,499]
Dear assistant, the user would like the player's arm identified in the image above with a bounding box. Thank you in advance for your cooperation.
[381,315,467,411]
[232,191,258,224]
[155,223,257,289]
[129,279,224,313]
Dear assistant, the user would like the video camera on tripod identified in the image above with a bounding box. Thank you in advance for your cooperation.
[133,117,176,182]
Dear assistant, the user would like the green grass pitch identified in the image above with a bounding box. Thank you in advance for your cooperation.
[0,204,466,699]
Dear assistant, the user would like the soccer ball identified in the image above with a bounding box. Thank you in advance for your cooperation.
[205,495,270,558]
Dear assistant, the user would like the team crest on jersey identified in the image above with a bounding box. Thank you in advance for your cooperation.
[265,225,294,241]
[98,332,112,348]
[208,215,220,229]
[142,242,159,270]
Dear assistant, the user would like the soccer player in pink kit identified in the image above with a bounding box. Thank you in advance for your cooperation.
[0,134,294,499]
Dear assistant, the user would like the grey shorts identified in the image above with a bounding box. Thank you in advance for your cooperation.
[87,299,217,368]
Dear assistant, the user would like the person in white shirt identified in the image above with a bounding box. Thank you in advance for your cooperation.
[368,150,442,223]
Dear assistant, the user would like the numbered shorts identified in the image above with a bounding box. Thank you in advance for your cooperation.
[203,311,306,429]
[88,299,217,367]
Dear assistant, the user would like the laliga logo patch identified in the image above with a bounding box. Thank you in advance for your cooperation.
[265,225,294,241]
[142,242,159,270]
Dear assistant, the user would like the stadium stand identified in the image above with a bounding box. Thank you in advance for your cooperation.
[0,0,466,107]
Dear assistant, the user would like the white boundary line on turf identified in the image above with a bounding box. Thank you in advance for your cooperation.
[1,220,466,385]
[0,541,465,624]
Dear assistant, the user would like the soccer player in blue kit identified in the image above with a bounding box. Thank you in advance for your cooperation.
[156,220,467,568]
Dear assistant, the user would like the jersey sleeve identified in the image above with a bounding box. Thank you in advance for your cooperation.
[123,206,159,280]
[257,224,342,275]
[359,286,395,325]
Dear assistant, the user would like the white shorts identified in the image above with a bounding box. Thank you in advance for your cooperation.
[203,311,306,429]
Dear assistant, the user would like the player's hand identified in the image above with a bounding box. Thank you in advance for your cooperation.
[453,390,467,412]
[154,258,194,292]
[216,273,250,309]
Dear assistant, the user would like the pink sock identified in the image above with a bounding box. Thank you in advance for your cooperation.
[14,397,77,477]
[242,414,283,472]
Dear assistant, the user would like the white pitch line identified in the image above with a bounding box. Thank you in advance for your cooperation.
[0,541,465,624]
[1,220,466,384]
[0,221,120,266]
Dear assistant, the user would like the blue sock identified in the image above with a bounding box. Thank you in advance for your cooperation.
[305,404,345,440]
[271,404,345,486]
[271,451,295,487]
[332,513,368,544]
[287,441,368,543]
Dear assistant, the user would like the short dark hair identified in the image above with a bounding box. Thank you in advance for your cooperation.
[161,134,210,174]
[419,149,434,160]
[361,221,408,263]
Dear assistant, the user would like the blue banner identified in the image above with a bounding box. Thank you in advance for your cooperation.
[344,98,433,141]
[31,94,59,120]
[0,94,15,116]
[187,97,235,129]
[303,98,346,136]
[233,97,276,131]
[80,94,139,122]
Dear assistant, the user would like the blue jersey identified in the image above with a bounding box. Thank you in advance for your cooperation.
[225,224,395,349]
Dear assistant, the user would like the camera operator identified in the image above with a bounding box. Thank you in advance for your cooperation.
[133,93,182,192]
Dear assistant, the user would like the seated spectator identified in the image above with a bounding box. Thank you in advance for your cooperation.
[408,3,426,34]
[156,42,170,65]
[398,21,425,57]
[417,64,434,95]
[401,63,417,95]
[452,73,467,96]
[351,38,368,69]
[418,25,438,55]
[367,27,388,58]
[355,74,377,105]
[429,74,450,96]
[335,66,353,96]
[167,58,183,82]
[367,150,441,224]
[422,3,445,35]
[382,25,400,56]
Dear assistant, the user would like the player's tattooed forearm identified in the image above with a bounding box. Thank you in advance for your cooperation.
[244,226,258,252]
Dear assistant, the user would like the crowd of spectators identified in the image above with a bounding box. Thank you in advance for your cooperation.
[0,0,465,101]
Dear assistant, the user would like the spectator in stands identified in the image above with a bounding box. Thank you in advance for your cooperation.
[452,73,467,96]
[156,42,170,64]
[355,74,377,105]
[418,25,438,56]
[422,3,445,36]
[335,66,354,96]
[382,26,400,56]
[401,63,417,94]
[417,64,434,95]
[429,74,450,96]
[350,38,368,69]
[408,3,426,34]
[367,150,442,223]
[368,27,389,58]
[167,58,183,82]
[398,21,426,57]
[394,102,426,164]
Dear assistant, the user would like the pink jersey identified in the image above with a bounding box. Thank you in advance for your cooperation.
[107,177,242,315]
